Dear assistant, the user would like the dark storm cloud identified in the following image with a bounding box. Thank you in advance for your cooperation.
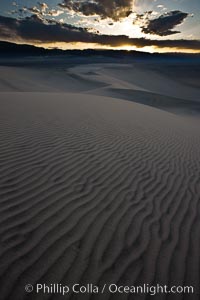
[141,10,189,36]
[0,14,200,50]
[59,0,133,20]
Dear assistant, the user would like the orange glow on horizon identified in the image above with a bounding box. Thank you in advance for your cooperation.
[35,42,200,54]
[7,40,200,54]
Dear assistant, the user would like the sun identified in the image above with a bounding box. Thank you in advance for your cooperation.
[91,14,143,39]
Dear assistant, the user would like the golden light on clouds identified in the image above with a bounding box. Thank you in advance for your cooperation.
[89,14,143,39]
[0,0,199,53]
[33,41,200,54]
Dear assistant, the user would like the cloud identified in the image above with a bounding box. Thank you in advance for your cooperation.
[38,2,49,12]
[141,10,189,36]
[12,2,63,19]
[59,0,133,21]
[46,9,64,17]
[133,11,154,25]
[0,14,199,50]
[28,6,42,15]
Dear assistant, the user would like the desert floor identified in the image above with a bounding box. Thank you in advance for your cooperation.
[0,58,200,300]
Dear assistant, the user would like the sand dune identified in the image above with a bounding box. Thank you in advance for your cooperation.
[1,62,200,116]
[0,89,200,300]
[90,88,200,115]
[0,59,200,300]
[0,66,107,93]
[68,63,200,102]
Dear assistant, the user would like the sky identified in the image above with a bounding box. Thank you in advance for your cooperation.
[0,0,200,53]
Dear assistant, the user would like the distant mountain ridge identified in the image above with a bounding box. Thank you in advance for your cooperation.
[0,41,62,56]
[0,40,199,60]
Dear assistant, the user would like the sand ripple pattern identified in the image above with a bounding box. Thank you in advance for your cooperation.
[0,93,200,300]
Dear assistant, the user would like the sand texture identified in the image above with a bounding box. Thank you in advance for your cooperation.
[0,60,200,300]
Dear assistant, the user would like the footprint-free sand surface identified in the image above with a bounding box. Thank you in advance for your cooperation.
[0,60,200,300]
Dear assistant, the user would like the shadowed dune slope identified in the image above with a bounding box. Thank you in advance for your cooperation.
[87,88,200,116]
[0,92,200,300]
[1,63,200,117]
